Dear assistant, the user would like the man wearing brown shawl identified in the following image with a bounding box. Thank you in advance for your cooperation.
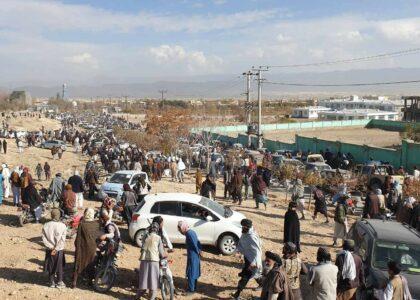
[72,208,101,288]
[231,168,244,205]
[261,251,293,300]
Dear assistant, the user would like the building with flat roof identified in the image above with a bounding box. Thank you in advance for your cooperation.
[318,109,399,121]
[319,95,403,112]
[292,106,331,119]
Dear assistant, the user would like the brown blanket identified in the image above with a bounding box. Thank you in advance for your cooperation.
[74,221,101,275]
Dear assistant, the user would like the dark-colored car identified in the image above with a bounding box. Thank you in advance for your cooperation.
[348,219,420,299]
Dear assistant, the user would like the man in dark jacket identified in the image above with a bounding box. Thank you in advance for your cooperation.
[2,139,7,154]
[85,168,98,200]
[283,201,301,252]
[68,170,84,209]
[335,239,364,300]
[363,190,380,219]
[22,182,43,222]
[200,175,216,199]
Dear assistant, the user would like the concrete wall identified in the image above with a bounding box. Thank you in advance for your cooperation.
[192,119,370,133]
[368,119,420,131]
[207,133,419,171]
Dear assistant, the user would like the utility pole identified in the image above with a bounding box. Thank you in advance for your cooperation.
[158,89,167,101]
[252,66,268,149]
[242,71,254,147]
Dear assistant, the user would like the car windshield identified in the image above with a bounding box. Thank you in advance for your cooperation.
[199,197,232,218]
[108,173,131,184]
[373,241,420,274]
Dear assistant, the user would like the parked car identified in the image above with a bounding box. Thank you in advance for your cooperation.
[40,140,67,150]
[348,219,420,299]
[354,164,404,190]
[305,163,332,172]
[100,170,148,200]
[129,193,245,255]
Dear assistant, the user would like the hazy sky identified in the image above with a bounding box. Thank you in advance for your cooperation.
[1,0,420,86]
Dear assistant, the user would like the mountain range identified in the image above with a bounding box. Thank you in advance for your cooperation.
[3,67,420,99]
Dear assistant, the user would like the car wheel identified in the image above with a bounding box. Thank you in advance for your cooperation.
[134,229,147,248]
[218,233,238,255]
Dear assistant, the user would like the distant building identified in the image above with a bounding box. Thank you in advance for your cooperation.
[9,90,32,106]
[402,96,420,122]
[319,95,403,112]
[292,106,331,119]
[318,109,399,121]
[101,106,122,114]
[32,103,58,113]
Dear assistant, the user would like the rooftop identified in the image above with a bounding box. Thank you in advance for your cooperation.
[363,219,420,245]
[319,109,399,115]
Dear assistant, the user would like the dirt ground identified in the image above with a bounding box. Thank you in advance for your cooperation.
[0,117,351,300]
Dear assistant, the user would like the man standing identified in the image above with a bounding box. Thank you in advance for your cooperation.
[49,173,65,203]
[335,239,364,300]
[2,164,11,199]
[85,167,98,200]
[2,139,7,154]
[10,167,21,206]
[44,162,51,181]
[68,170,84,209]
[380,261,412,300]
[363,189,380,219]
[282,242,308,299]
[178,221,201,295]
[284,202,301,252]
[313,185,329,223]
[333,196,348,247]
[200,175,216,200]
[309,247,338,300]
[233,219,262,300]
[260,251,292,300]
[42,209,67,288]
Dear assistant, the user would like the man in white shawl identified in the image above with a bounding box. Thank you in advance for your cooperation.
[177,158,186,183]
[335,239,364,300]
[2,164,11,198]
[233,218,262,300]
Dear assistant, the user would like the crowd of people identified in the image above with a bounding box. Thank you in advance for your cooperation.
[0,111,418,300]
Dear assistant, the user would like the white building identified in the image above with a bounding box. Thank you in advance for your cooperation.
[318,109,399,121]
[292,106,331,119]
[319,95,403,112]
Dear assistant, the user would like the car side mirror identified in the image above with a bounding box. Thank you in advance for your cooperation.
[205,215,213,222]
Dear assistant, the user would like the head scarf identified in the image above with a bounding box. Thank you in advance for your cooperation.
[265,251,282,265]
[241,218,253,228]
[149,222,160,234]
[84,208,95,222]
[51,209,61,221]
[284,242,297,254]
[178,220,189,234]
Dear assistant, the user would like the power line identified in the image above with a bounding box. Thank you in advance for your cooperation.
[265,79,420,87]
[262,47,420,69]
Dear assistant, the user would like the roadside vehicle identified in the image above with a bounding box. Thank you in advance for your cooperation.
[100,170,148,200]
[305,163,332,172]
[159,258,174,300]
[40,139,67,150]
[129,193,245,255]
[354,164,404,190]
[348,219,420,298]
[93,241,119,293]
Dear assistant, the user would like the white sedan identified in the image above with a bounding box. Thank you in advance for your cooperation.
[128,193,245,255]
